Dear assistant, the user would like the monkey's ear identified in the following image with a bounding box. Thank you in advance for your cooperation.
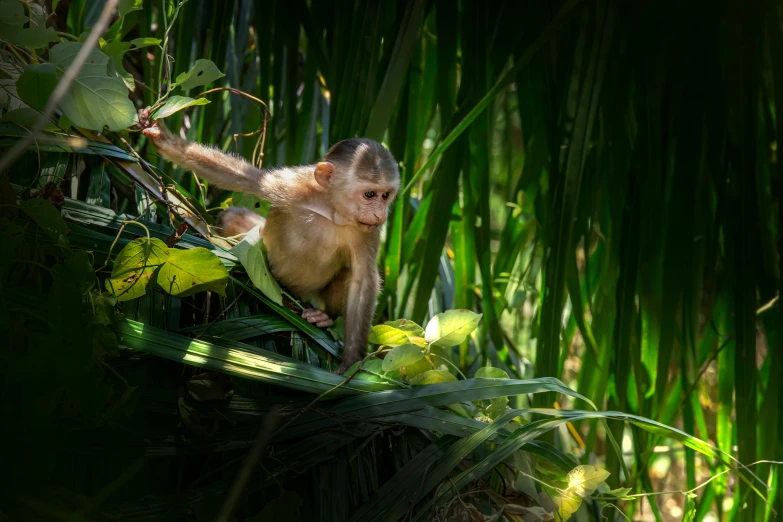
[314,162,335,188]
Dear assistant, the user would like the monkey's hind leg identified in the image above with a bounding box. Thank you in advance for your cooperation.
[216,207,266,237]
[301,307,334,328]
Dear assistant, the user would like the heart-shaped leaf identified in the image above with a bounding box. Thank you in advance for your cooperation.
[151,95,210,119]
[566,465,610,498]
[175,59,225,91]
[424,309,482,347]
[105,237,169,301]
[381,344,424,372]
[157,247,229,298]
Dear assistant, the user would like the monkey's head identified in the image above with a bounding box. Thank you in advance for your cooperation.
[314,138,400,233]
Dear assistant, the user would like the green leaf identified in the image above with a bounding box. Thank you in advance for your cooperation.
[129,37,161,48]
[0,108,56,130]
[0,0,58,49]
[383,318,425,338]
[157,247,229,298]
[382,344,425,372]
[16,63,58,111]
[19,198,69,239]
[151,95,210,119]
[604,487,632,499]
[424,309,483,347]
[49,43,136,131]
[368,324,411,346]
[484,397,509,420]
[399,356,432,379]
[105,237,169,302]
[229,224,283,305]
[475,366,509,379]
[118,0,143,18]
[410,369,458,385]
[175,59,225,91]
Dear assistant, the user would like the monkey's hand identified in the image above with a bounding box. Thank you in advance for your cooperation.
[137,107,174,148]
[301,308,334,328]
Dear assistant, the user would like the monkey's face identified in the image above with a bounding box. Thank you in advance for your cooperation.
[350,184,397,232]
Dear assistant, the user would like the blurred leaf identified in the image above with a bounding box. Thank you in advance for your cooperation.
[20,198,69,239]
[680,493,696,521]
[0,108,57,130]
[117,0,143,18]
[151,95,210,119]
[230,224,283,305]
[424,309,483,347]
[410,369,457,385]
[383,318,425,338]
[382,344,424,372]
[475,366,509,379]
[566,465,610,497]
[0,0,58,49]
[157,247,229,298]
[129,37,161,47]
[175,59,225,90]
[16,63,58,112]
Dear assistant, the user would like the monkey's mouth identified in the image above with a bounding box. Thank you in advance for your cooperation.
[358,221,380,231]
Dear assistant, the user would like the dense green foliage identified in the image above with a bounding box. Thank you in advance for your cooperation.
[0,0,780,521]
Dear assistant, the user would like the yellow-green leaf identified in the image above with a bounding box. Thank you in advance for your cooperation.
[151,95,210,119]
[566,465,610,498]
[157,247,229,298]
[229,224,283,305]
[383,318,425,338]
[424,309,482,347]
[105,237,169,302]
[475,366,509,379]
[368,325,410,346]
[382,344,424,372]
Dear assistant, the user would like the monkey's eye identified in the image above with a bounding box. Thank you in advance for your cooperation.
[382,192,389,199]
[364,191,376,199]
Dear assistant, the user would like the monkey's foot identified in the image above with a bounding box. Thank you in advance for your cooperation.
[301,308,334,328]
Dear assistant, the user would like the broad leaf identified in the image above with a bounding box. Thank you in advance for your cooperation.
[105,237,169,301]
[681,493,696,522]
[175,59,225,91]
[230,224,283,305]
[151,95,210,119]
[157,247,229,298]
[382,344,424,372]
[19,198,69,240]
[410,370,458,385]
[0,108,57,130]
[16,63,58,111]
[368,325,410,346]
[399,356,432,379]
[129,37,162,48]
[604,487,632,499]
[424,309,483,347]
[49,43,136,131]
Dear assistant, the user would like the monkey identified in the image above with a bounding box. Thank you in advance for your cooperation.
[136,108,400,374]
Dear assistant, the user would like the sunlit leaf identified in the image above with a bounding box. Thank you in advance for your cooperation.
[382,344,425,372]
[175,59,225,91]
[49,43,136,131]
[230,224,283,305]
[383,318,425,339]
[151,95,210,119]
[604,487,632,499]
[399,356,432,378]
[424,309,483,347]
[566,465,610,497]
[129,37,161,48]
[118,0,143,17]
[105,237,169,301]
[157,247,229,298]
[368,325,410,346]
[680,493,696,522]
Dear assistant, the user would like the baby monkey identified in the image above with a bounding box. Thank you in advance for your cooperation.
[137,109,399,374]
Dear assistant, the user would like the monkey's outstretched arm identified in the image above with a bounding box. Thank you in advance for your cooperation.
[137,109,316,206]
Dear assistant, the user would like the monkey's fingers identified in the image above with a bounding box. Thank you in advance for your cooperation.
[301,308,334,328]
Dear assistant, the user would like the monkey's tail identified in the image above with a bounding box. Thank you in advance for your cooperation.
[216,207,266,237]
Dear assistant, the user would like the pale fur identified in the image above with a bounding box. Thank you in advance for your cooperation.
[138,109,398,373]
